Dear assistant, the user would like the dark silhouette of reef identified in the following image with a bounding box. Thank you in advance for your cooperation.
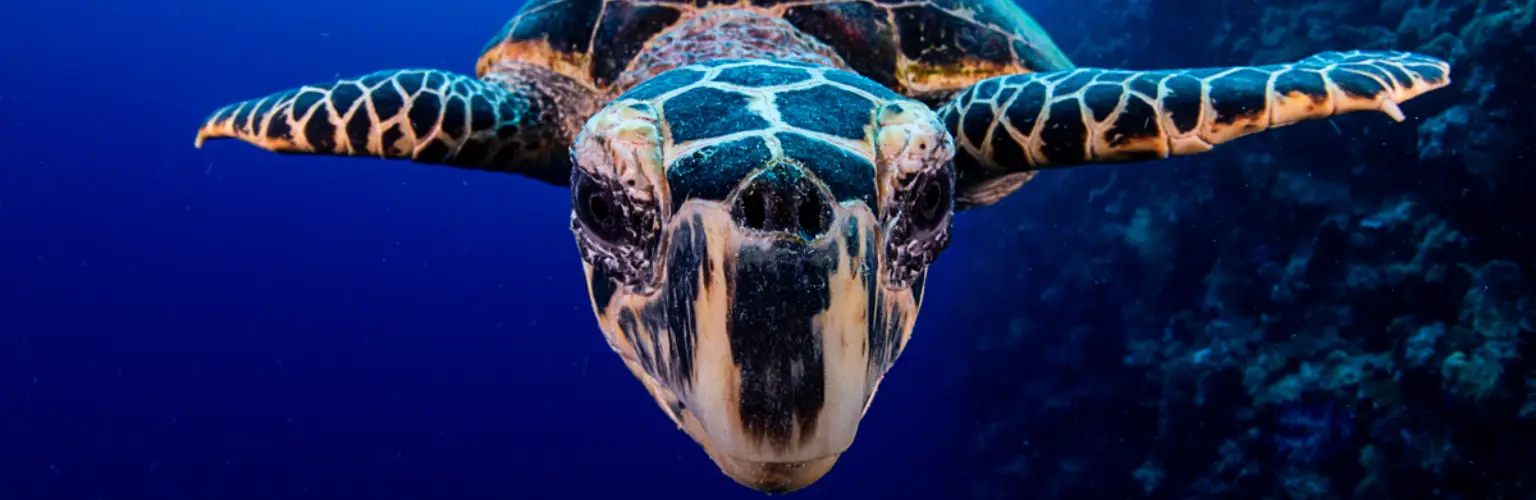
[955,0,1534,498]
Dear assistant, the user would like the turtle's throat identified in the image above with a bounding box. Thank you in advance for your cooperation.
[612,9,850,93]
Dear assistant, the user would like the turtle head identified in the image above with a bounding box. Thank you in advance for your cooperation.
[567,90,954,492]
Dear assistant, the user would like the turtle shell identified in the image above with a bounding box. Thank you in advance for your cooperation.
[476,0,1074,101]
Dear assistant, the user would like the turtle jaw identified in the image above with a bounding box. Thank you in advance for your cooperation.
[582,195,923,492]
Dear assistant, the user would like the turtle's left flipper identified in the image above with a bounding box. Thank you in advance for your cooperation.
[939,50,1451,207]
[194,64,597,186]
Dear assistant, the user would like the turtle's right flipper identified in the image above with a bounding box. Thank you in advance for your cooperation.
[939,50,1451,206]
[194,64,597,186]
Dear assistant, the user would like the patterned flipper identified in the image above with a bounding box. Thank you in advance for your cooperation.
[939,50,1452,207]
[194,65,596,185]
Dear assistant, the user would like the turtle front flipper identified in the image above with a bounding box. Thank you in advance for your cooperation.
[939,50,1452,208]
[194,63,598,186]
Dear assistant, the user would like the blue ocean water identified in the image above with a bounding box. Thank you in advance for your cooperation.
[5,0,1533,498]
[0,1,970,498]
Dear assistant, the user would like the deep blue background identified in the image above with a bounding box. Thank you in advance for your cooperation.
[0,1,1014,498]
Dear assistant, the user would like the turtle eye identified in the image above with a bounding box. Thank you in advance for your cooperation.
[907,167,953,231]
[912,173,951,229]
[572,167,627,243]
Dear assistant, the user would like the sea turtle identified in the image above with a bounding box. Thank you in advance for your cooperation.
[193,0,1451,492]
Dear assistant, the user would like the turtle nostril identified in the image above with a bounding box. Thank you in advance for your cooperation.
[797,197,821,237]
[732,164,833,239]
[743,187,768,230]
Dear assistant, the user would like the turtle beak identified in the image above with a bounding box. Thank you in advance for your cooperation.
[668,161,878,491]
[585,162,924,492]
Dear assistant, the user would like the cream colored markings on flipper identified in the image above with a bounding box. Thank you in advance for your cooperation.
[965,74,1044,170]
[1269,66,1331,128]
[1020,71,1072,168]
[1104,72,1172,162]
[810,209,879,457]
[1156,72,1215,157]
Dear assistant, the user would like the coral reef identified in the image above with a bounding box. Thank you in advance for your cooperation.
[957,0,1535,497]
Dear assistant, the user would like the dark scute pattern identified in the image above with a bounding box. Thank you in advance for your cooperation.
[1406,63,1446,83]
[380,125,404,156]
[508,1,603,53]
[975,79,1000,101]
[962,103,995,144]
[397,72,425,96]
[785,2,897,89]
[1054,70,1096,96]
[715,64,813,87]
[623,68,705,101]
[1129,74,1161,99]
[893,5,1012,67]
[250,97,280,133]
[265,108,293,140]
[303,109,337,151]
[1005,81,1049,136]
[329,83,364,115]
[824,69,902,100]
[1272,69,1328,102]
[1327,68,1387,99]
[942,103,962,138]
[667,136,774,213]
[995,87,1018,106]
[1208,68,1271,124]
[1106,95,1160,147]
[988,121,1026,168]
[360,73,388,88]
[423,72,446,91]
[209,106,235,127]
[1084,83,1127,122]
[591,4,683,86]
[664,87,771,143]
[1370,62,1414,88]
[776,84,875,140]
[232,101,256,132]
[417,139,451,163]
[1038,100,1087,165]
[408,92,442,138]
[470,95,496,131]
[1162,73,1204,134]
[1340,63,1392,85]
[729,239,833,449]
[442,95,468,139]
[457,137,492,165]
[776,132,877,209]
[345,110,371,153]
[368,87,403,122]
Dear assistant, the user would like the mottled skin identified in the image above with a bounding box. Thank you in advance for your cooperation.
[193,0,1452,493]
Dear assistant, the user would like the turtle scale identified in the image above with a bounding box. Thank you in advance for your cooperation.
[622,59,899,212]
[477,0,1074,99]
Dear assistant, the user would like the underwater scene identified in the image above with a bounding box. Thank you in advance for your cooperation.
[2,0,1531,498]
